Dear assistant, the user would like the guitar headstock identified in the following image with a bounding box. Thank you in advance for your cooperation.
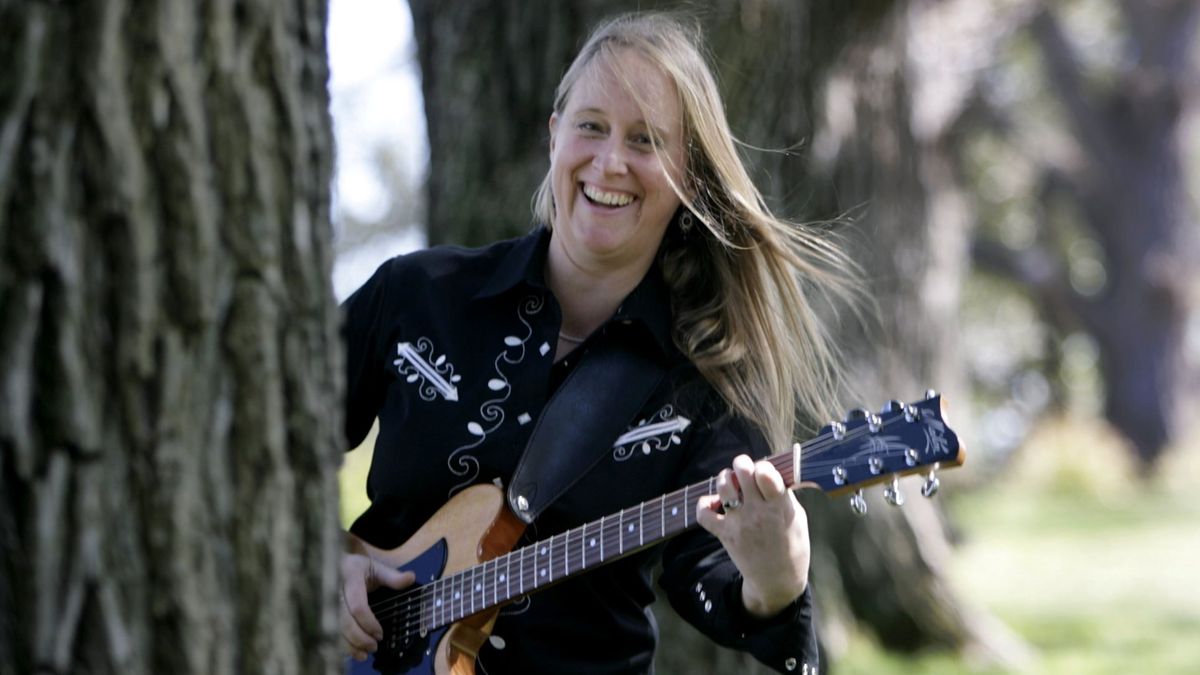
[795,392,965,513]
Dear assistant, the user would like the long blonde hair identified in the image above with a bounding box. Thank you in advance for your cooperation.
[534,13,860,450]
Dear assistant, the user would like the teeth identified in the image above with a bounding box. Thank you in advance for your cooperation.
[583,184,634,207]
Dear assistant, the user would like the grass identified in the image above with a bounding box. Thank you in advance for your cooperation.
[834,415,1200,674]
[338,415,1200,673]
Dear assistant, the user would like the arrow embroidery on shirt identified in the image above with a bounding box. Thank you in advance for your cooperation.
[612,406,691,461]
[395,340,461,402]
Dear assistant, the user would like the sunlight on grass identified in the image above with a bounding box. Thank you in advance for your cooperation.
[837,414,1200,673]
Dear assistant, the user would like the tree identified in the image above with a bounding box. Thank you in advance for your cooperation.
[1,2,342,673]
[968,0,1200,472]
[408,0,1028,670]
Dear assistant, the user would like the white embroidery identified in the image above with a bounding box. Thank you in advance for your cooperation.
[394,339,461,401]
[612,404,691,461]
[447,294,544,494]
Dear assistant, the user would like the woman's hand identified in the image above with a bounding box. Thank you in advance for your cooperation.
[696,454,810,618]
[340,551,416,661]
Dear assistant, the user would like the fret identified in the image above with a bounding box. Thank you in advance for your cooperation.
[662,492,672,538]
[491,557,498,607]
[518,548,525,595]
[683,484,690,527]
[565,526,574,577]
[599,514,606,562]
[618,508,625,555]
[638,501,645,547]
[576,516,585,569]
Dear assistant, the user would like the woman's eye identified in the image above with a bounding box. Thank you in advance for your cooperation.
[577,121,602,133]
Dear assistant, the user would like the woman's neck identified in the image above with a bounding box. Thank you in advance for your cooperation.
[545,234,653,354]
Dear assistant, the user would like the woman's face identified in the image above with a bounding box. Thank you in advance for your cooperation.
[548,49,686,275]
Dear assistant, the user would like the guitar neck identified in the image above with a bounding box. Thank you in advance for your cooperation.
[414,451,797,631]
[409,394,961,633]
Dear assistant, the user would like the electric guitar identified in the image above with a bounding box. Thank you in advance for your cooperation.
[347,394,965,675]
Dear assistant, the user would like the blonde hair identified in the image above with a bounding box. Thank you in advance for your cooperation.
[534,13,860,450]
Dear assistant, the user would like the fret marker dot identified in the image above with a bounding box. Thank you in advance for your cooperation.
[672,507,678,516]
[540,569,546,577]
[540,547,548,555]
[589,538,596,547]
[435,598,443,607]
[628,524,635,532]
[475,583,482,592]
[454,592,461,599]
[499,574,506,582]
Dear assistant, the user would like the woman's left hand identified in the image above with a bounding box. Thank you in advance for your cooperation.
[695,454,810,618]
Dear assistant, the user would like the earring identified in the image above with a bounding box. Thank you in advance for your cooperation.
[678,209,694,235]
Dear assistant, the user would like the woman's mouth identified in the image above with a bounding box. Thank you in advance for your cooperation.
[581,183,636,208]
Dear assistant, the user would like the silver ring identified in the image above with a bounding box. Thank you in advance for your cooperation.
[722,498,741,512]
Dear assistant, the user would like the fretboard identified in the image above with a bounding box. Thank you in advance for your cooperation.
[410,451,797,633]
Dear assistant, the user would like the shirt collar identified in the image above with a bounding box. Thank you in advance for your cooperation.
[474,225,676,358]
[474,226,552,300]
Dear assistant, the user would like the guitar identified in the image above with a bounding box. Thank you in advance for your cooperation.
[347,394,964,675]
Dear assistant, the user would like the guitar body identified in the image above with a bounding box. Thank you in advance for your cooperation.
[349,484,526,675]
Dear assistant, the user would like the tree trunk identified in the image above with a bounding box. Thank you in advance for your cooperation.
[408,0,1027,670]
[1,2,342,674]
[971,2,1199,472]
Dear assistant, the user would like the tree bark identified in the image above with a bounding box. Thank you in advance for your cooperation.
[1,2,342,674]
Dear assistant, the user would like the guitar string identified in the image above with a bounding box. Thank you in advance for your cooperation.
[364,412,935,636]
[366,413,932,638]
[375,444,925,645]
[373,439,929,643]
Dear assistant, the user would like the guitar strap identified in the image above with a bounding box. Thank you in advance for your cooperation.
[506,337,666,524]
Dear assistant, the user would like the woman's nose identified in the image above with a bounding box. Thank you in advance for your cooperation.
[593,139,628,175]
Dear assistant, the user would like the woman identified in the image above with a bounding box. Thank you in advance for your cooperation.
[340,12,857,674]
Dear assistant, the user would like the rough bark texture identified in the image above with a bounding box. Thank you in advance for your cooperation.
[408,0,1025,671]
[0,2,343,674]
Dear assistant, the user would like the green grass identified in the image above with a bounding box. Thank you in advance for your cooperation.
[834,416,1200,673]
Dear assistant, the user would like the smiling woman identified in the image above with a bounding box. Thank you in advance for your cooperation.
[336,11,861,675]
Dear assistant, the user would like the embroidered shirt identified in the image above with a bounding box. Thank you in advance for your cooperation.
[342,226,818,674]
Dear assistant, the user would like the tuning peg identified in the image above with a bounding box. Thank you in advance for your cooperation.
[922,469,940,498]
[881,400,905,414]
[924,388,939,400]
[846,408,882,432]
[850,489,868,516]
[883,475,905,507]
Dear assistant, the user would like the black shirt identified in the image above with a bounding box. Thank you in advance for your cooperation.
[342,227,818,674]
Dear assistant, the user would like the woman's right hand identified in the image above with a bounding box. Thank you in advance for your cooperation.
[340,552,416,661]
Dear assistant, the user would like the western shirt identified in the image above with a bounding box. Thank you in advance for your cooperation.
[342,226,818,674]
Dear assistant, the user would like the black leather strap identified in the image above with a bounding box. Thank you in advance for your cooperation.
[507,338,666,524]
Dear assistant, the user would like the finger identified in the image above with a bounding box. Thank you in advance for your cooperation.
[695,494,725,534]
[340,599,380,656]
[731,454,762,502]
[370,561,416,591]
[752,460,787,500]
[715,468,742,510]
[342,562,385,642]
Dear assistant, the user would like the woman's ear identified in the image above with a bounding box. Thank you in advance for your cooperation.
[548,112,559,156]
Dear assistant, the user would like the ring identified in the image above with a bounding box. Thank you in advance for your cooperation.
[722,498,741,511]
